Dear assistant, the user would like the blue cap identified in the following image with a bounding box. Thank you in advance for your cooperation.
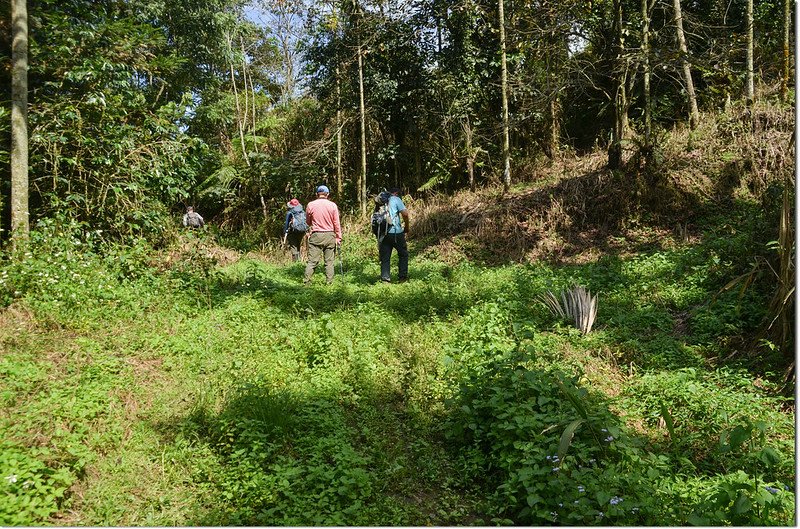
[316,185,330,193]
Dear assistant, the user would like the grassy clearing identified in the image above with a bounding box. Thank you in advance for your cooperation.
[0,199,795,525]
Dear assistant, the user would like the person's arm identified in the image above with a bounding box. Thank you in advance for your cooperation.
[182,214,188,227]
[334,207,342,245]
[400,209,409,234]
[305,205,314,233]
[198,214,205,226]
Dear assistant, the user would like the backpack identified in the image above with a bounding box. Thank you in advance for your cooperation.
[186,211,203,228]
[289,209,308,232]
[370,191,392,238]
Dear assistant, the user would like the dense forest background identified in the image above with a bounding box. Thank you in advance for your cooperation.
[0,0,793,233]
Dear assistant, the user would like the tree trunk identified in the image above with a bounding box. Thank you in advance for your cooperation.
[608,0,628,169]
[413,128,422,188]
[673,0,700,129]
[226,32,248,164]
[336,64,343,197]
[746,0,754,107]
[498,0,511,193]
[11,0,29,241]
[260,194,268,220]
[357,31,367,215]
[241,37,259,155]
[548,98,560,158]
[642,0,652,149]
[544,6,565,160]
[782,0,790,103]
[462,116,475,192]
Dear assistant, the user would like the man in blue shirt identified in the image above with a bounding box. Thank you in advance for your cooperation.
[379,187,410,283]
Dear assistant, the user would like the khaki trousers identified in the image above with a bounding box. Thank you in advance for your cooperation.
[304,232,336,284]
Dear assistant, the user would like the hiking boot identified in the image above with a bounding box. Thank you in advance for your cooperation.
[380,278,391,284]
[398,277,408,283]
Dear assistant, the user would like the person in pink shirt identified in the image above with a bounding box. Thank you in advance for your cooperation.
[303,185,342,285]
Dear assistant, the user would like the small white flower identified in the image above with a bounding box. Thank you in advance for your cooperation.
[5,474,17,484]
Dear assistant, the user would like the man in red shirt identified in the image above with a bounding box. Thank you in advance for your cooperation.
[304,185,342,285]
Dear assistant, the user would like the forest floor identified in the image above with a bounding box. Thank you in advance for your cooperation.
[1,142,796,525]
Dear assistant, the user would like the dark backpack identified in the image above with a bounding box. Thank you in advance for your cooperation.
[370,191,392,238]
[289,209,308,232]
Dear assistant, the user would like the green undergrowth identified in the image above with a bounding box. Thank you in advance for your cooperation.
[0,210,794,526]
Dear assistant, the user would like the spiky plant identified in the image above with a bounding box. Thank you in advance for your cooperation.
[538,286,598,334]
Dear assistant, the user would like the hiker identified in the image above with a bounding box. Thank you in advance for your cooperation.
[283,198,307,261]
[378,187,410,283]
[304,185,342,285]
[183,206,205,229]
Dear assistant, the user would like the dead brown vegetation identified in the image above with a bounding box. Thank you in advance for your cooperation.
[401,104,793,266]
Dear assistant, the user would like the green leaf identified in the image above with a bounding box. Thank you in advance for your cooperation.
[733,492,752,514]
[526,493,541,507]
[659,403,676,441]
[555,378,588,420]
[557,419,584,462]
[758,447,781,467]
[729,425,752,450]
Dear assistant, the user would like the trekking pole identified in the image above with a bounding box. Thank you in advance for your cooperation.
[336,242,344,276]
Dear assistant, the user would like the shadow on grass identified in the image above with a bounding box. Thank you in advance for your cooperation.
[147,342,691,526]
[150,379,486,526]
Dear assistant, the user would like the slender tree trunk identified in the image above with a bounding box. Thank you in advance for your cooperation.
[549,98,560,158]
[413,129,422,187]
[240,38,250,142]
[260,194,268,220]
[463,116,475,192]
[357,32,367,215]
[782,0,790,103]
[642,0,652,149]
[227,33,249,163]
[248,69,258,153]
[11,0,29,241]
[673,0,700,129]
[746,0,754,107]
[336,65,343,198]
[608,0,628,169]
[544,6,564,159]
[498,0,511,192]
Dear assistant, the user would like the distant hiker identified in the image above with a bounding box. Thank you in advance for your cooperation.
[377,187,410,283]
[283,198,307,262]
[304,185,342,285]
[183,206,205,229]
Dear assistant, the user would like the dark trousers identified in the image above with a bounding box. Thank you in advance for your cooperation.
[379,232,408,281]
[286,230,304,261]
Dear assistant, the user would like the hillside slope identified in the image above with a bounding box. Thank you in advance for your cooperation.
[404,104,793,267]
